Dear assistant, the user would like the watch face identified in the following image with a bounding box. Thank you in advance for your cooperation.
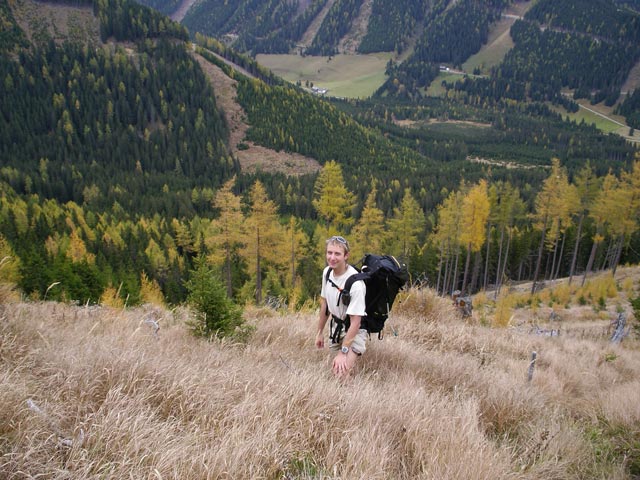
[341,346,349,354]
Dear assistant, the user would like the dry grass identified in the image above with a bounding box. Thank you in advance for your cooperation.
[1,287,639,479]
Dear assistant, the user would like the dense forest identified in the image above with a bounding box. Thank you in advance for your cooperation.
[357,0,432,54]
[1,0,640,310]
[148,0,640,125]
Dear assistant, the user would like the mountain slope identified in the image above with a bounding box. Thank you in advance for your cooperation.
[192,50,321,175]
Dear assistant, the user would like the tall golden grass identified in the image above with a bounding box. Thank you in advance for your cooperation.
[1,286,638,479]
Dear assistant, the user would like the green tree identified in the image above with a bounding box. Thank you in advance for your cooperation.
[185,256,243,338]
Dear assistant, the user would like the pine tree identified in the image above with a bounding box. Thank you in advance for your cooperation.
[185,256,243,338]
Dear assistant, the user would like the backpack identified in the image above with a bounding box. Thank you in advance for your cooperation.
[325,253,409,340]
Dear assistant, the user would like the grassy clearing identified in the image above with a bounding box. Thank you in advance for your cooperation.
[1,267,639,478]
[463,16,515,75]
[256,53,392,98]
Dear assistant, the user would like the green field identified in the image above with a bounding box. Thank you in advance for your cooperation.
[256,53,392,98]
[463,16,515,75]
[551,100,628,134]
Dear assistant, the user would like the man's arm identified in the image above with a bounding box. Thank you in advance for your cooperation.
[339,314,361,348]
[332,314,361,376]
[316,297,329,348]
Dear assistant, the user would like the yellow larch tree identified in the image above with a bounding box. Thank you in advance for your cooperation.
[241,180,285,305]
[583,172,619,285]
[432,188,464,295]
[351,183,386,262]
[459,180,490,294]
[531,158,574,293]
[312,160,356,248]
[386,188,425,268]
[206,177,244,297]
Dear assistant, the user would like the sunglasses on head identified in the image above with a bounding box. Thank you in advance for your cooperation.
[329,236,348,244]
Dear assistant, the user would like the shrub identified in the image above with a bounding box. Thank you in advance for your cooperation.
[184,256,244,338]
[493,293,516,328]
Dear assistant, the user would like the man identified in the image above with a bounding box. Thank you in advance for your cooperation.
[315,235,368,377]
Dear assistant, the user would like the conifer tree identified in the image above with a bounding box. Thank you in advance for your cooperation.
[241,180,284,304]
[568,163,600,284]
[531,159,573,293]
[433,188,464,295]
[459,180,490,294]
[312,160,356,237]
[387,188,425,269]
[583,172,618,285]
[610,160,640,274]
[492,182,525,296]
[283,216,307,290]
[207,177,244,297]
[351,183,386,261]
[0,234,21,285]
[140,272,165,306]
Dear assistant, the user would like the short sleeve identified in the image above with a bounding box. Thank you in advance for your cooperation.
[320,266,330,299]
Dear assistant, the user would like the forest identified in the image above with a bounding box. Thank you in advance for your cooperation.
[1,0,640,310]
[154,0,640,125]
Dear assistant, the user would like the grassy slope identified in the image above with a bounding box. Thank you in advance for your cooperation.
[1,267,639,478]
[256,52,392,98]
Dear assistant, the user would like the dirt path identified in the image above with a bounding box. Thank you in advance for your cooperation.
[193,53,321,176]
[170,0,197,22]
[298,0,337,50]
[337,0,373,54]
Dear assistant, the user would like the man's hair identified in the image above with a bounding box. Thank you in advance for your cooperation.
[326,235,350,253]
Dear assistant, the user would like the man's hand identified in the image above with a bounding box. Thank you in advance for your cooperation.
[315,331,324,349]
[332,350,356,377]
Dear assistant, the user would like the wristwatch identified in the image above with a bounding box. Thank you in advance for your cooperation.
[341,345,349,354]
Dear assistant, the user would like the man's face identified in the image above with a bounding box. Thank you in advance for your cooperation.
[326,242,348,270]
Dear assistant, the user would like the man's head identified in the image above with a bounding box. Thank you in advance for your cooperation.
[326,235,350,272]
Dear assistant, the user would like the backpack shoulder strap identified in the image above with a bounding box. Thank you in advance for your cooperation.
[343,271,368,293]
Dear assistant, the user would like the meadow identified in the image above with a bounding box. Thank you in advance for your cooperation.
[1,268,639,479]
[255,53,392,98]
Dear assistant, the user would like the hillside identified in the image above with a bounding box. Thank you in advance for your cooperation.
[192,49,321,175]
[153,0,640,135]
[1,268,639,478]
[2,0,640,314]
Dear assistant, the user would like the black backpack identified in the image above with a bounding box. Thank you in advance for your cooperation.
[325,254,409,340]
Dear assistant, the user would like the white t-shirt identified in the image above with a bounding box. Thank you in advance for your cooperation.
[321,265,366,320]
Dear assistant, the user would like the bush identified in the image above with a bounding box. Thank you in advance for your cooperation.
[184,257,244,338]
